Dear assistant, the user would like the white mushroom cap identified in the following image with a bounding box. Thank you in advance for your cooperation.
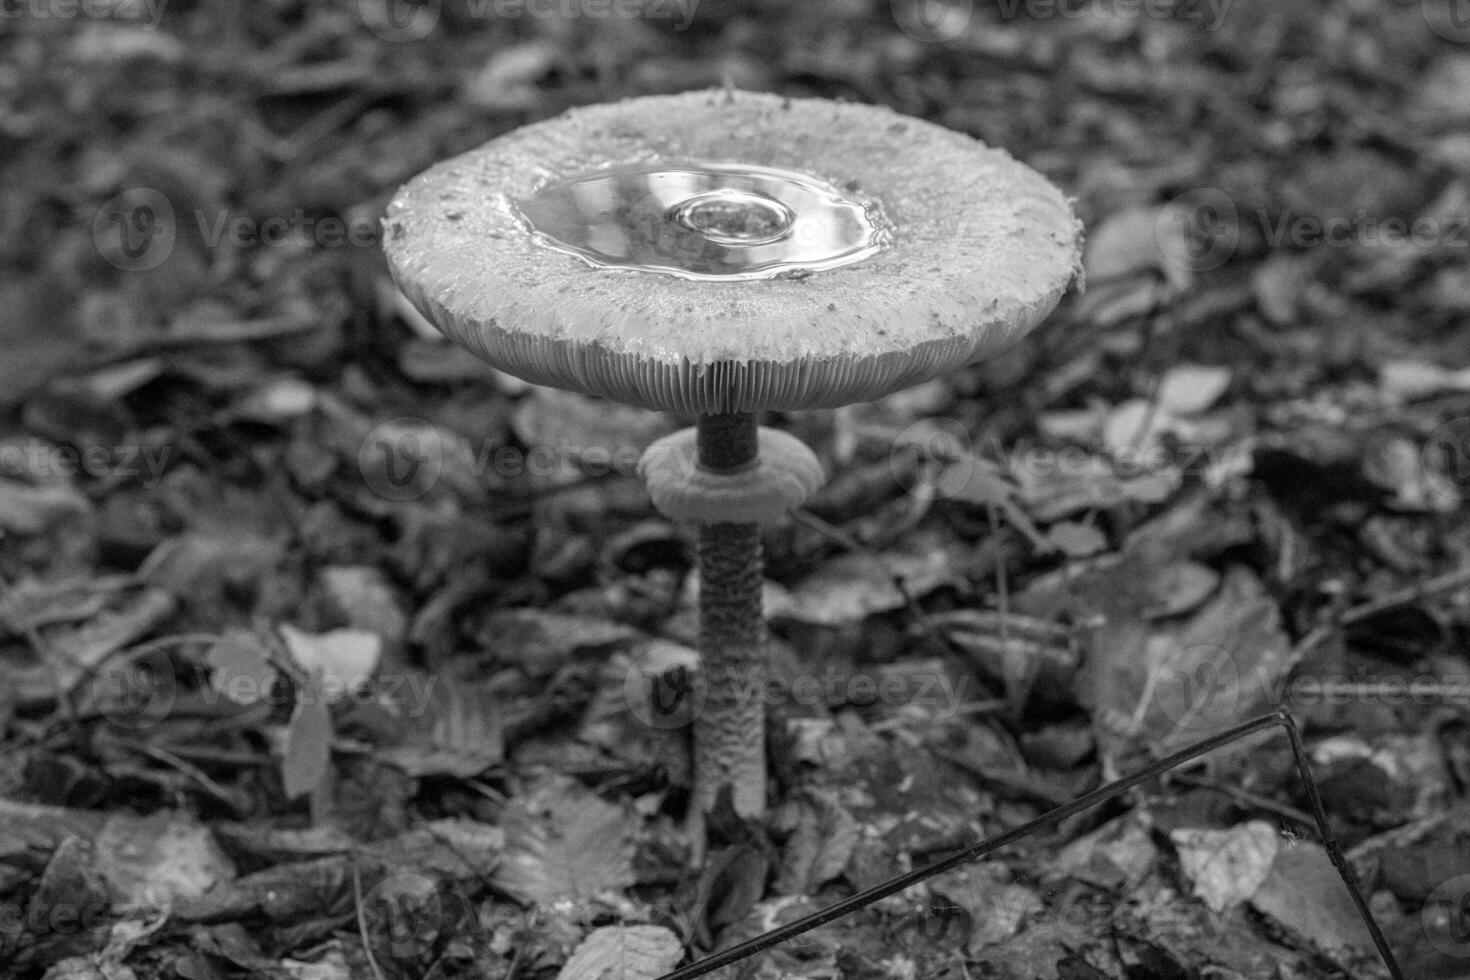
[384,89,1083,415]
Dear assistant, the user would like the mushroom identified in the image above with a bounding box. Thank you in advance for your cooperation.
[383,89,1082,847]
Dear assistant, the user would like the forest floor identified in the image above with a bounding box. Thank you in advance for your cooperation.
[3,1,1470,978]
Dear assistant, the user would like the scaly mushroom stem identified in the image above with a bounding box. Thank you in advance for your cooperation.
[693,411,767,822]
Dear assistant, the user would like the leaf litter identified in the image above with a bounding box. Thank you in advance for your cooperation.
[2,2,1469,978]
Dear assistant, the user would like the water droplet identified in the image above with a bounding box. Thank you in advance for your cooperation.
[670,189,794,245]
[513,161,891,281]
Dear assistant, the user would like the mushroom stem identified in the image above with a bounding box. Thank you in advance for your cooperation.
[697,410,759,470]
[694,410,768,822]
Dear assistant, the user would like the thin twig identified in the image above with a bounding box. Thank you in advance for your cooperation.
[1292,564,1470,662]
[1167,770,1315,827]
[112,739,244,816]
[655,710,1405,980]
[656,713,1280,980]
[353,862,390,980]
[1340,565,1470,625]
[1279,709,1404,980]
[790,507,947,647]
[986,499,1026,714]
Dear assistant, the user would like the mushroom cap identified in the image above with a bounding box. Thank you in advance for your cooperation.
[384,89,1083,415]
[638,427,824,526]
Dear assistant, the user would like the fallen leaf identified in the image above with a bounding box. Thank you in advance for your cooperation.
[223,376,317,425]
[1102,399,1167,456]
[139,531,283,603]
[1157,364,1232,415]
[1046,521,1108,558]
[777,534,960,627]
[1048,812,1159,890]
[367,819,503,879]
[282,694,332,799]
[1362,434,1460,512]
[378,673,504,778]
[94,811,235,909]
[278,624,381,701]
[1015,453,1179,522]
[775,790,860,894]
[0,575,129,634]
[493,775,637,906]
[1250,840,1377,954]
[25,836,114,964]
[318,565,407,644]
[11,587,178,709]
[207,630,278,706]
[1141,561,1220,619]
[1379,359,1470,400]
[462,41,559,112]
[1081,565,1294,762]
[0,479,92,535]
[0,275,88,410]
[1075,206,1190,326]
[555,925,682,980]
[1171,822,1278,914]
[1415,54,1470,125]
[509,386,673,488]
[927,863,1043,952]
[479,608,642,676]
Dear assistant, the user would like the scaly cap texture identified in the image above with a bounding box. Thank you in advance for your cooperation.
[385,89,1083,414]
